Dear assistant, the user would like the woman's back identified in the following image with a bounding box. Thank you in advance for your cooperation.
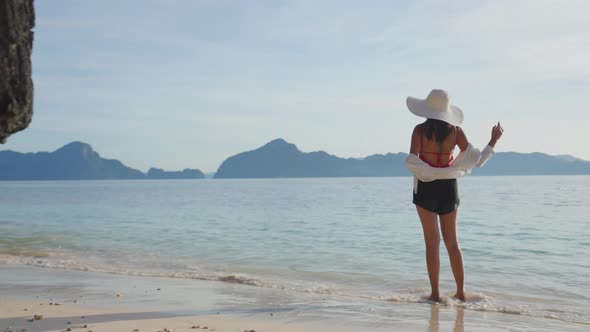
[413,119,467,168]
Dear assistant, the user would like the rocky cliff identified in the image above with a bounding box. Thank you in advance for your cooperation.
[0,0,35,143]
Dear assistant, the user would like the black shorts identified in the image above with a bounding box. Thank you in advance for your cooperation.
[412,179,460,215]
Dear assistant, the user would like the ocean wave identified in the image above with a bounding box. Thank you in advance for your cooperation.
[0,252,263,287]
[379,291,586,324]
[217,275,262,286]
[0,251,344,301]
[0,248,51,258]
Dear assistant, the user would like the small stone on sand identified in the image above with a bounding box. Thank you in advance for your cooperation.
[33,314,43,320]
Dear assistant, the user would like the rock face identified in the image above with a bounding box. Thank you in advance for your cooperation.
[0,0,35,143]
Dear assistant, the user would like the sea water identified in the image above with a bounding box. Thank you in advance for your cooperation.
[0,176,588,328]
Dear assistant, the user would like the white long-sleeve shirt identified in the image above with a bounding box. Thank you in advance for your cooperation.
[405,143,495,192]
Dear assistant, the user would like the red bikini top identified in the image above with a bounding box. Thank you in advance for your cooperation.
[419,129,455,168]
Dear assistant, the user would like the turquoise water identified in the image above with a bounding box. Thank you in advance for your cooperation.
[0,177,588,326]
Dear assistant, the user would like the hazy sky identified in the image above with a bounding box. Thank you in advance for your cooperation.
[2,0,589,172]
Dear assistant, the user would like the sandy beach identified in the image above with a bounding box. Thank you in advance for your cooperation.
[0,265,412,332]
[0,298,355,332]
[2,264,588,332]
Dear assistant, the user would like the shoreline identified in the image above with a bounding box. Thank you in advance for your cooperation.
[1,264,588,332]
[0,264,405,332]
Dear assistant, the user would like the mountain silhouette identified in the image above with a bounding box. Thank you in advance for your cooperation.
[0,142,204,180]
[215,138,590,178]
[471,152,590,175]
[215,138,408,178]
[0,142,145,180]
[2,139,589,180]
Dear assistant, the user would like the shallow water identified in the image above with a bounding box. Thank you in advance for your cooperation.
[1,176,589,328]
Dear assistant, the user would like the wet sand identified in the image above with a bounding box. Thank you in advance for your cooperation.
[1,264,587,332]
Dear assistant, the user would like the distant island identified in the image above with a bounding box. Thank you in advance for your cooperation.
[215,139,408,178]
[214,138,590,178]
[0,142,204,180]
[1,139,589,180]
[147,168,205,180]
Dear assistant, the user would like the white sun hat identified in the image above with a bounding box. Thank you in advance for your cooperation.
[406,89,464,126]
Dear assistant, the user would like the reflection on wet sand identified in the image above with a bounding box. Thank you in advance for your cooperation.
[428,304,464,332]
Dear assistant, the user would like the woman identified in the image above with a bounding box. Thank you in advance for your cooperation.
[405,89,503,302]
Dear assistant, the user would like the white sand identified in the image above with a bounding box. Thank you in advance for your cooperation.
[0,265,390,332]
[2,265,586,332]
[0,297,370,332]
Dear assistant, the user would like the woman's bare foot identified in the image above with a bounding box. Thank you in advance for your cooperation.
[453,292,466,301]
[428,293,441,302]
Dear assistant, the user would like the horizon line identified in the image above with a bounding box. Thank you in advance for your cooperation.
[1,138,588,173]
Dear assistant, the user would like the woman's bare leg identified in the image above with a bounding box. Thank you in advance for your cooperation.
[440,209,465,300]
[417,206,440,301]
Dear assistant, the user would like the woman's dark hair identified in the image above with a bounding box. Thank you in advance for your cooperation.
[424,119,455,143]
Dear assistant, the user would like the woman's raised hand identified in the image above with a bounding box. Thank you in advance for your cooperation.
[492,122,503,140]
[489,122,503,147]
